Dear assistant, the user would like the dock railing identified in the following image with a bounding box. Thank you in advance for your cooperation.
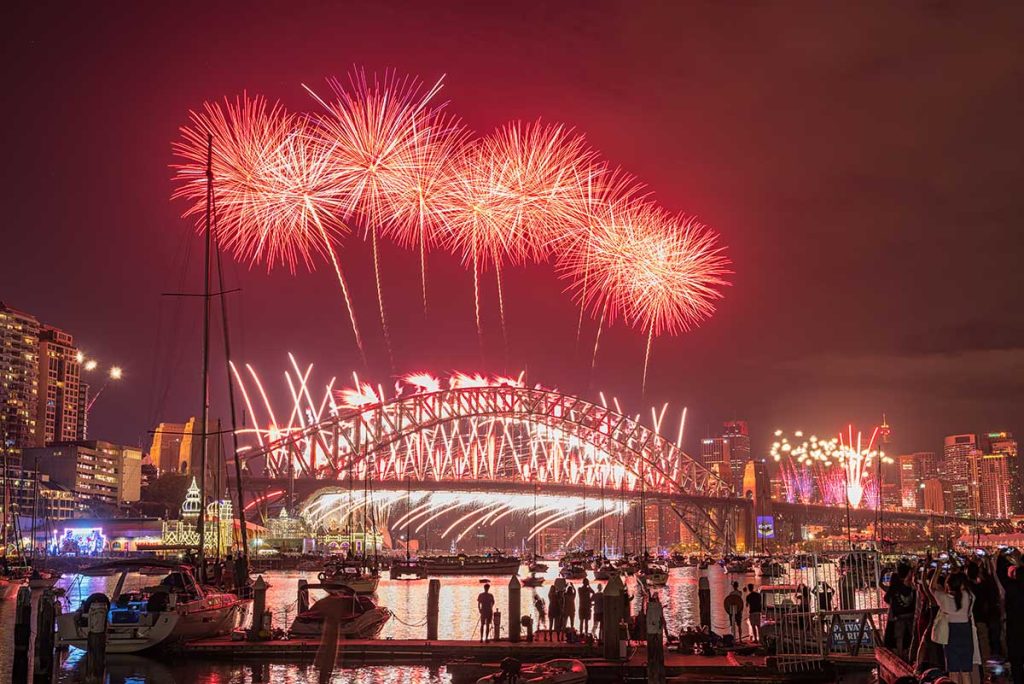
[769,549,887,673]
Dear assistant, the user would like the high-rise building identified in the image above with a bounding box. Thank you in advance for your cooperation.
[983,432,1021,515]
[35,325,82,446]
[702,420,751,490]
[898,452,937,510]
[76,381,90,440]
[26,440,143,510]
[944,434,979,517]
[972,451,1015,519]
[0,302,41,462]
[922,478,951,514]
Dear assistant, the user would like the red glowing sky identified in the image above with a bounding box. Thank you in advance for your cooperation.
[4,2,1023,456]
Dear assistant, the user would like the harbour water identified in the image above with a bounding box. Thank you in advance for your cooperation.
[0,562,875,682]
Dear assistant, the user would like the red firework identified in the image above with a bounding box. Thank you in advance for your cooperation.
[171,95,366,361]
[172,95,348,271]
[561,203,731,389]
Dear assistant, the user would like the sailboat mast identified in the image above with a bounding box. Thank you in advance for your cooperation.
[196,133,213,579]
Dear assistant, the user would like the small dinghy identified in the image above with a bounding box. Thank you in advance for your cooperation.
[476,658,587,684]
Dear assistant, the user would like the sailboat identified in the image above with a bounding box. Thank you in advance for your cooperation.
[523,481,545,586]
[390,476,425,580]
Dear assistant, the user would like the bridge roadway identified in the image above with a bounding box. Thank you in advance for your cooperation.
[234,476,972,529]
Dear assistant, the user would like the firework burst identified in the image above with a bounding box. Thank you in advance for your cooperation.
[172,96,368,363]
[561,203,731,390]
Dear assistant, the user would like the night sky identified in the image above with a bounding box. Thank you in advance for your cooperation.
[4,2,1023,458]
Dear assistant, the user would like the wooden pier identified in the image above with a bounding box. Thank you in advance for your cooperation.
[179,637,600,663]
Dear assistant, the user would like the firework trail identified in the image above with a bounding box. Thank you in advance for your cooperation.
[306,69,447,364]
[836,425,882,509]
[171,96,367,364]
[560,204,731,393]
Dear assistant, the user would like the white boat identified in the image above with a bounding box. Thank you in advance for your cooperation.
[319,566,380,594]
[476,658,587,684]
[288,586,391,639]
[56,560,243,653]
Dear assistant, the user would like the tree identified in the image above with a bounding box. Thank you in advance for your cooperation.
[141,472,190,518]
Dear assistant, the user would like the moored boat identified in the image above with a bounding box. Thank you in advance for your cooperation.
[319,566,380,594]
[56,560,243,653]
[288,586,390,639]
[522,573,545,587]
[475,658,587,684]
[418,553,520,577]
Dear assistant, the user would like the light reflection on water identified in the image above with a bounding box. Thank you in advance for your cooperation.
[0,564,873,682]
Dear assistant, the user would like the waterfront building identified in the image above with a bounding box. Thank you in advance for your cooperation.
[36,325,82,446]
[149,417,221,476]
[898,452,937,510]
[26,439,143,510]
[0,302,40,464]
[972,451,1016,519]
[265,508,309,553]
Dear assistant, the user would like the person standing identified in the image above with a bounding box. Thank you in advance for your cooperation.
[745,584,762,642]
[929,570,979,684]
[883,562,916,661]
[564,582,577,632]
[578,578,594,636]
[533,593,548,640]
[724,581,744,642]
[549,583,564,641]
[478,583,496,643]
[593,584,604,640]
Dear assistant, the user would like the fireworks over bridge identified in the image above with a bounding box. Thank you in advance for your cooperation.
[231,363,749,552]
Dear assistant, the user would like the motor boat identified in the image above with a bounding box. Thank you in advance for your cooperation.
[522,573,545,587]
[559,562,586,580]
[56,560,243,653]
[288,585,391,639]
[638,564,669,587]
[389,557,427,580]
[319,565,380,594]
[476,658,587,684]
[724,557,754,574]
[418,553,521,576]
[528,560,548,573]
[593,563,618,581]
[759,560,786,578]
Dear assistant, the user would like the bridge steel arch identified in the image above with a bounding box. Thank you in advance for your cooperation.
[237,384,749,551]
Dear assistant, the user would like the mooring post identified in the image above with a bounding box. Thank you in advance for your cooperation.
[426,578,440,640]
[34,588,57,684]
[494,610,502,641]
[84,596,109,684]
[698,576,711,630]
[249,575,267,641]
[508,574,521,643]
[13,585,32,683]
[646,594,666,684]
[602,573,624,660]
[297,578,310,614]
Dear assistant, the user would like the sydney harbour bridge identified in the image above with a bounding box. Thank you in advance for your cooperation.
[228,372,971,553]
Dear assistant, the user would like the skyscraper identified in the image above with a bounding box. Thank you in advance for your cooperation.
[0,302,40,463]
[36,325,82,446]
[943,434,979,517]
[898,451,937,510]
[983,432,1021,516]
[702,420,751,490]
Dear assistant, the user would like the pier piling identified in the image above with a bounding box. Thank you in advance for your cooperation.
[33,588,57,684]
[13,586,32,684]
[426,579,440,640]
[698,576,711,630]
[646,594,666,684]
[508,574,521,643]
[249,575,267,641]
[602,573,624,660]
[85,595,109,684]
[297,578,309,614]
